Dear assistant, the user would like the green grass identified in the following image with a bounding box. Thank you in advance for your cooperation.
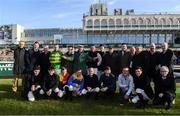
[0,79,180,115]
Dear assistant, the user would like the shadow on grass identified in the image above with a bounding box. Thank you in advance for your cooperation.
[0,84,26,101]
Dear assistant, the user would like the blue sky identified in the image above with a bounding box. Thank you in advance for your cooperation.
[0,0,180,28]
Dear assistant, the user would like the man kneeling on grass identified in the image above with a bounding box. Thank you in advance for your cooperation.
[42,66,63,99]
[83,67,100,99]
[131,67,153,108]
[99,66,116,98]
[153,66,176,110]
[27,66,43,101]
[117,67,134,103]
[64,69,85,99]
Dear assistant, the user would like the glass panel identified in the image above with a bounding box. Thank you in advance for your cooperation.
[158,34,165,44]
[122,34,129,43]
[144,34,150,44]
[128,34,136,44]
[151,34,158,44]
[136,34,143,44]
[166,34,173,43]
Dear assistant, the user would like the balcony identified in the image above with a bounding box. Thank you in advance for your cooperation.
[84,24,180,31]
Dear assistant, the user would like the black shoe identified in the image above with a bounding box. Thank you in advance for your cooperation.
[63,94,68,100]
[86,93,90,99]
[94,95,99,100]
[135,101,142,108]
[12,91,17,97]
[165,103,172,110]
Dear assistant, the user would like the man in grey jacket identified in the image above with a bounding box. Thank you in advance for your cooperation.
[117,67,134,102]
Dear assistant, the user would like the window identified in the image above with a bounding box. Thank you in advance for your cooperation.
[136,34,143,44]
[151,34,158,44]
[128,34,136,44]
[158,34,165,44]
[94,19,100,28]
[109,19,115,27]
[101,19,107,28]
[144,34,150,44]
[116,19,122,27]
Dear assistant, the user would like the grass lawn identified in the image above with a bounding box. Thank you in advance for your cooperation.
[0,79,180,115]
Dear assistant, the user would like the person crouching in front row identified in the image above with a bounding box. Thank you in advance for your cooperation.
[153,66,176,110]
[58,67,70,99]
[27,66,44,101]
[82,67,100,99]
[99,66,116,98]
[64,68,85,100]
[117,67,134,103]
[131,67,154,108]
[42,66,63,99]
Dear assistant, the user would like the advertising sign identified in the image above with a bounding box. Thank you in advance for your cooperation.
[0,61,13,76]
[0,31,4,40]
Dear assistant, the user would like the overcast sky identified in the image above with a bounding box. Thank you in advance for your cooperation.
[1,0,180,28]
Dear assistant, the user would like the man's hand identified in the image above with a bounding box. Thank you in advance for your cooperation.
[75,84,80,88]
[125,86,128,91]
[87,87,92,92]
[62,56,67,59]
[77,91,81,96]
[159,93,164,97]
[124,95,129,100]
[104,87,108,91]
[31,85,35,92]
[93,57,98,61]
[101,87,108,92]
[141,90,146,97]
[47,89,52,96]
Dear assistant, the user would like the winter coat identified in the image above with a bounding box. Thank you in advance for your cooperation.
[13,47,26,74]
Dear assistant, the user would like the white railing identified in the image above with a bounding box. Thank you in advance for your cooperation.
[84,24,179,31]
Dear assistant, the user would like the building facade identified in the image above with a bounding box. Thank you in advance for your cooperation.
[0,3,180,46]
[83,3,180,46]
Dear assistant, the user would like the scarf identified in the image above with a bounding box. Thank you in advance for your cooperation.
[59,73,69,85]
[73,72,83,81]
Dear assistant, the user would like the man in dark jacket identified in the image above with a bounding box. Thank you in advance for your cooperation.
[160,42,176,76]
[12,40,26,94]
[154,66,176,110]
[43,67,63,98]
[87,45,101,75]
[147,43,160,96]
[25,41,41,73]
[131,45,149,77]
[27,66,43,101]
[117,43,131,73]
[102,47,118,76]
[132,67,154,108]
[83,67,100,99]
[99,66,116,98]
[61,46,74,75]
[39,45,50,78]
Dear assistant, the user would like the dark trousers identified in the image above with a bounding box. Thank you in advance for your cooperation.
[100,89,115,98]
[23,73,31,99]
[64,86,73,100]
[154,91,175,105]
[31,88,42,99]
[136,93,149,107]
[86,92,99,99]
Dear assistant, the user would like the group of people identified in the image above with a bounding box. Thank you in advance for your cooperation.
[12,41,176,110]
[0,50,13,61]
